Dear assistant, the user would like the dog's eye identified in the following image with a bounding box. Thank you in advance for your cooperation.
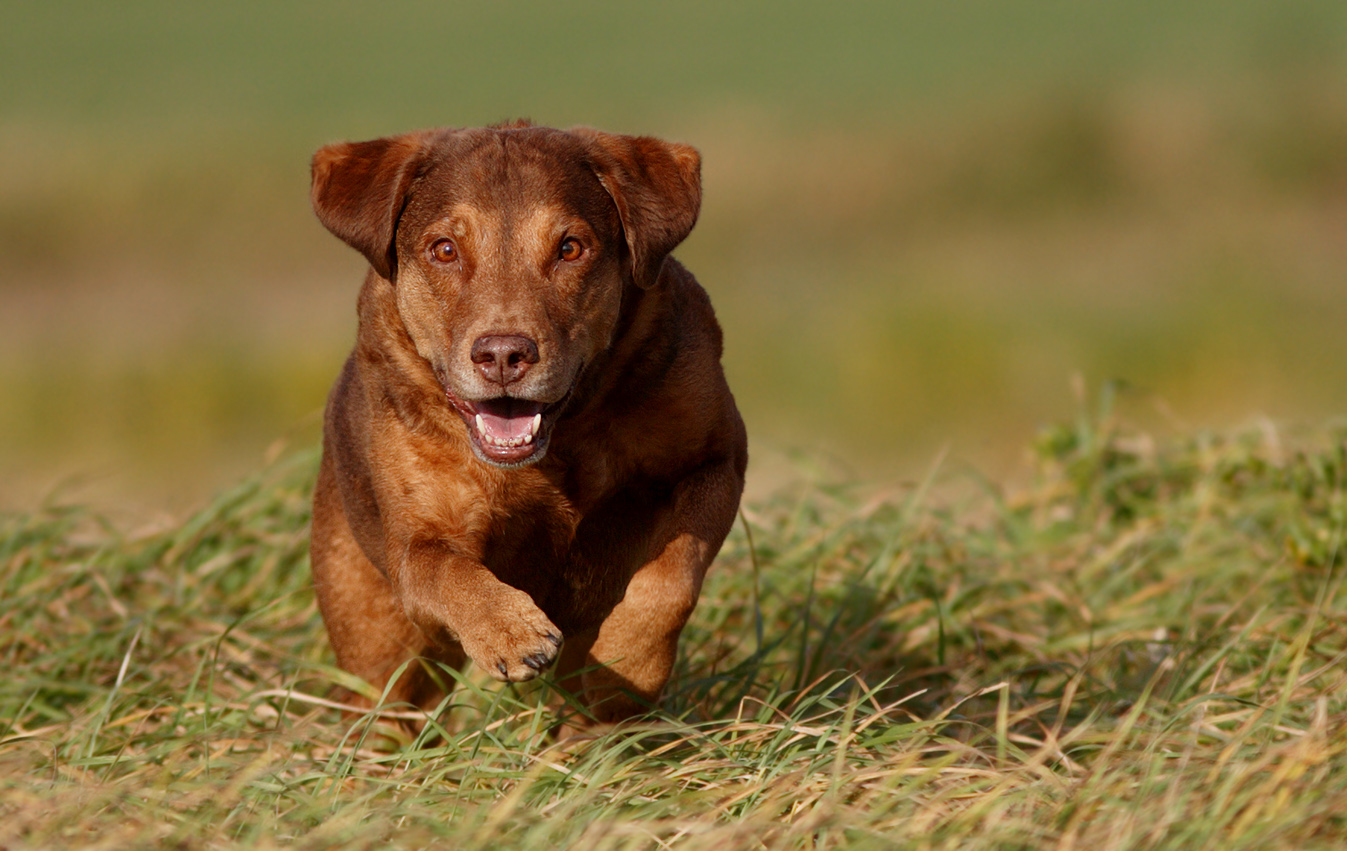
[558,238,583,262]
[429,239,458,263]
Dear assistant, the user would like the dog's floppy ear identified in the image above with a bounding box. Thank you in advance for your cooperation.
[310,132,431,281]
[571,128,702,289]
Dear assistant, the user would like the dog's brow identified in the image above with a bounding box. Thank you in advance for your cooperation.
[515,205,593,259]
[431,204,499,240]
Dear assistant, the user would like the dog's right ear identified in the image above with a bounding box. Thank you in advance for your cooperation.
[311,132,430,281]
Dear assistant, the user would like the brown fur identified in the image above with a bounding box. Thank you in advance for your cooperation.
[308,122,747,731]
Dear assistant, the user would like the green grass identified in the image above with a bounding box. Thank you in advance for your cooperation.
[4,398,1346,848]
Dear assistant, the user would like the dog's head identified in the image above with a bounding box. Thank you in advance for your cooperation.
[311,122,702,467]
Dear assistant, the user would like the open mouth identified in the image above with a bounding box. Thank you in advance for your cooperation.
[461,396,554,466]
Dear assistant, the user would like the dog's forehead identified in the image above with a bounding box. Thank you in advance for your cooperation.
[416,127,609,214]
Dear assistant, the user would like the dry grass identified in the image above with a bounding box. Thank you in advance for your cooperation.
[4,394,1346,848]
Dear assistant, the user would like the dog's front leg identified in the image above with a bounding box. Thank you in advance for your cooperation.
[393,537,563,683]
[558,457,744,726]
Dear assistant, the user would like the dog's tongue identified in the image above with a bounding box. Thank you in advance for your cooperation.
[475,399,545,442]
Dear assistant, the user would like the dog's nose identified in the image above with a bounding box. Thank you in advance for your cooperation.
[471,335,540,387]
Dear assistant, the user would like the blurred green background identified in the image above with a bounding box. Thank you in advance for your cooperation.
[3,1,1346,515]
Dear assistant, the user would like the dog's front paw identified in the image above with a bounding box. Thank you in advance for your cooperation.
[455,590,563,682]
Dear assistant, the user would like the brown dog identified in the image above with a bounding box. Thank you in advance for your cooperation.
[307,122,747,730]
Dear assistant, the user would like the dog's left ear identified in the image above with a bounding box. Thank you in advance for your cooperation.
[311,131,432,281]
[571,128,702,289]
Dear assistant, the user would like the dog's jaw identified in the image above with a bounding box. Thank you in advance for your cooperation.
[440,384,569,468]
[467,397,550,467]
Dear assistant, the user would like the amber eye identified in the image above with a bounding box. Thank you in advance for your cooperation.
[429,239,458,263]
[558,238,583,262]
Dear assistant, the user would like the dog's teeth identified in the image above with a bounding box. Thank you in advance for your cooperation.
[474,414,540,450]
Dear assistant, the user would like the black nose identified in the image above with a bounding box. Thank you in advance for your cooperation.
[471,335,540,387]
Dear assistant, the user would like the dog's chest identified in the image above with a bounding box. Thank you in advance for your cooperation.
[480,478,669,633]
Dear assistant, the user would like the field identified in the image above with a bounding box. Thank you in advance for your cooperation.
[4,405,1347,848]
[3,3,1347,847]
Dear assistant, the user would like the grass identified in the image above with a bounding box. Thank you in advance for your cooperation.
[4,394,1347,848]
